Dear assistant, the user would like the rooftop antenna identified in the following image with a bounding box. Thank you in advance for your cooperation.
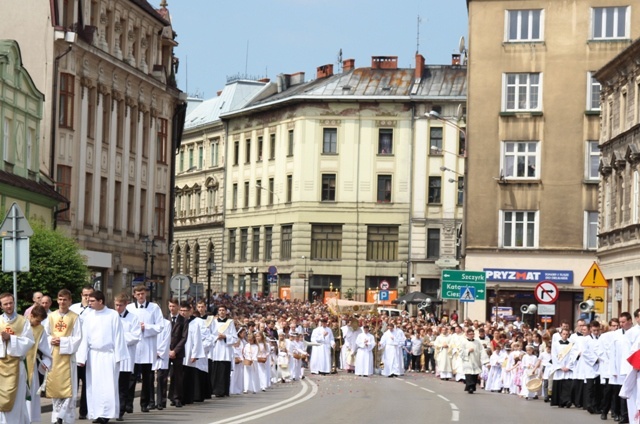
[458,36,467,65]
[416,15,422,55]
[337,48,343,72]
[245,40,249,75]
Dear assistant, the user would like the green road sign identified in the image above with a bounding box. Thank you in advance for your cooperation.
[441,270,486,300]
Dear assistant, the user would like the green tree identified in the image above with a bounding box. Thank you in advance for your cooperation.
[0,221,89,312]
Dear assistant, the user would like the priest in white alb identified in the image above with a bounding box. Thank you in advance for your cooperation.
[309,318,334,375]
[378,321,405,377]
[0,292,35,424]
[76,291,129,423]
[354,324,375,376]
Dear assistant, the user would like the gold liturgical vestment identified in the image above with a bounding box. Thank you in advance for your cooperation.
[46,311,78,399]
[26,324,45,384]
[0,314,26,412]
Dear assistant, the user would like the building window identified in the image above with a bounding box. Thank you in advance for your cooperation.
[280,225,292,260]
[179,150,184,172]
[311,224,342,260]
[366,225,399,261]
[429,127,443,154]
[232,183,238,209]
[252,227,260,261]
[587,72,601,111]
[428,176,441,204]
[156,118,168,164]
[198,145,203,169]
[56,165,72,221]
[257,136,263,161]
[3,118,11,162]
[503,73,541,111]
[457,177,464,205]
[228,229,236,262]
[226,275,234,294]
[503,141,539,179]
[323,128,337,153]
[427,228,440,259]
[286,175,293,203]
[233,141,239,166]
[210,138,219,167]
[244,181,250,208]
[268,178,275,205]
[458,131,466,156]
[591,6,629,40]
[506,9,543,42]
[377,175,392,203]
[188,148,194,169]
[501,210,538,248]
[240,228,248,261]
[59,73,75,129]
[586,141,600,181]
[585,211,598,250]
[288,130,294,156]
[154,193,166,239]
[245,138,251,164]
[269,133,276,160]
[114,181,122,231]
[378,129,393,154]
[264,226,273,261]
[321,174,336,201]
[256,179,262,207]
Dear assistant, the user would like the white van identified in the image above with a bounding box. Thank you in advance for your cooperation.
[377,307,403,317]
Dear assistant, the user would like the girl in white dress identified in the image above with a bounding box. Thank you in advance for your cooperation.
[230,327,246,395]
[276,333,291,383]
[485,343,507,392]
[242,332,260,394]
[255,331,270,391]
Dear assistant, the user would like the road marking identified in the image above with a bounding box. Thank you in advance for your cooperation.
[438,394,450,402]
[405,382,418,387]
[452,410,460,421]
[450,403,458,410]
[404,378,458,422]
[210,378,318,424]
[421,387,435,393]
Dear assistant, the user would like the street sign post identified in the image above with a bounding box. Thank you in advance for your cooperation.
[0,203,34,301]
[534,280,559,304]
[459,286,476,302]
[441,270,486,300]
[379,290,390,301]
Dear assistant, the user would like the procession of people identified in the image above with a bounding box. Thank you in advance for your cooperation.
[5,286,640,423]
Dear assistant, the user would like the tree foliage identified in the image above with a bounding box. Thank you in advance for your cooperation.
[0,221,89,312]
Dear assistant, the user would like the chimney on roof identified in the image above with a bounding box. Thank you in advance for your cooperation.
[258,78,270,83]
[317,64,334,79]
[217,90,222,96]
[451,54,461,66]
[343,59,355,72]
[290,72,305,85]
[415,54,425,80]
[371,56,398,70]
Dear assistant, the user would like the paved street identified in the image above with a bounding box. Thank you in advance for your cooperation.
[42,372,612,424]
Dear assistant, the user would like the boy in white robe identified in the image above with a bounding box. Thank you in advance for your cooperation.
[180,302,205,404]
[114,293,141,421]
[310,318,334,374]
[154,317,171,409]
[76,291,129,423]
[379,322,406,377]
[355,325,375,376]
[0,292,35,424]
[25,305,52,423]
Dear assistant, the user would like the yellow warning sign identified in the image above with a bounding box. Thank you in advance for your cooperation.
[580,262,608,288]
[583,287,606,314]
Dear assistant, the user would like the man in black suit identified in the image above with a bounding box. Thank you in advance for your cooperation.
[158,298,189,408]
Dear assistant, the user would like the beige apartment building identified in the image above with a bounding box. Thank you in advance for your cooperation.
[596,38,640,318]
[0,0,185,300]
[466,0,639,323]
[173,80,269,298]
[218,56,465,302]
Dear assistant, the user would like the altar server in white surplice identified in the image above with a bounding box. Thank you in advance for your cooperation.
[180,302,205,404]
[379,321,406,377]
[25,305,52,423]
[114,293,141,420]
[0,292,35,424]
[355,325,375,376]
[76,291,129,423]
[310,318,334,374]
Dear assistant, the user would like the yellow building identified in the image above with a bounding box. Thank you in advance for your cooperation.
[466,0,639,323]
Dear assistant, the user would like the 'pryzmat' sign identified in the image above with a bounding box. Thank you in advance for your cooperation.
[483,268,573,284]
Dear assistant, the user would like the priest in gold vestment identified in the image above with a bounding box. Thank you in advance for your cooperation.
[44,289,82,424]
[0,292,35,424]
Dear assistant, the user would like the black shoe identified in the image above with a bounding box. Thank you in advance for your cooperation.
[148,404,157,410]
[116,417,124,422]
[157,404,164,410]
[175,400,183,408]
[613,415,620,422]
[141,406,150,413]
[79,416,87,421]
[125,406,133,414]
[601,413,608,420]
[170,401,176,406]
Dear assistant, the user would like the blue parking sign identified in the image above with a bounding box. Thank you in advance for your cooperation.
[379,290,389,301]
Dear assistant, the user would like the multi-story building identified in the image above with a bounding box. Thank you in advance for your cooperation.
[596,38,640,317]
[0,39,66,224]
[0,0,185,299]
[173,79,269,299]
[219,55,466,303]
[466,0,639,323]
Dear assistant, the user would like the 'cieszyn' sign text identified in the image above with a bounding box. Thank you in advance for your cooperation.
[484,268,573,284]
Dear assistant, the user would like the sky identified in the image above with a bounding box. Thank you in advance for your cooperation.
[149,0,468,99]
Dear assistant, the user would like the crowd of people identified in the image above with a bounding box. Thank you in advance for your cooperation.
[3,287,640,423]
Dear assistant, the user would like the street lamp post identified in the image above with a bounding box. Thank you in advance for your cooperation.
[302,255,307,302]
[206,256,216,312]
[142,236,156,299]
